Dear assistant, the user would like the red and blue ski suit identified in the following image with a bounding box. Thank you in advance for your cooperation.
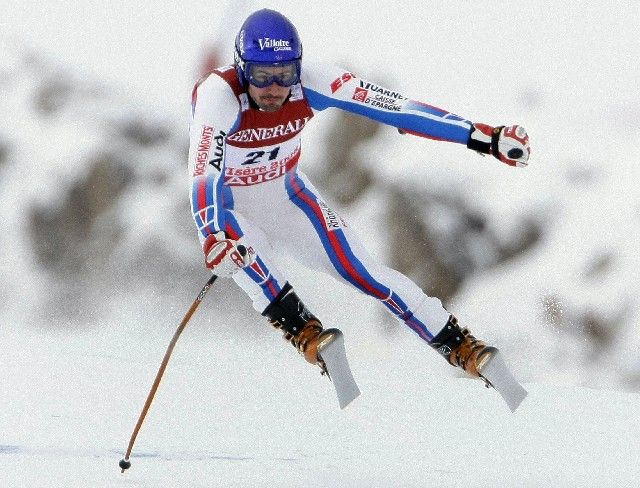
[188,62,473,342]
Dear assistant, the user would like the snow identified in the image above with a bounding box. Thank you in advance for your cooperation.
[2,320,639,488]
[2,0,640,486]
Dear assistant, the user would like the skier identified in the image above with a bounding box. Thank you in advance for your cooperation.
[188,9,530,380]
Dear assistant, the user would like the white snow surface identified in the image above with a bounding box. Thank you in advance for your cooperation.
[2,1,640,486]
[2,321,639,488]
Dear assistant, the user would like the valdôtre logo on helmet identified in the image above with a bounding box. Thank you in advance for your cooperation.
[258,38,292,51]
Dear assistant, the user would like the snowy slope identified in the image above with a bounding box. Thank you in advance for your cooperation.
[1,319,639,488]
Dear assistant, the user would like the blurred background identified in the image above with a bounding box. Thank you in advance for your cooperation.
[1,1,639,393]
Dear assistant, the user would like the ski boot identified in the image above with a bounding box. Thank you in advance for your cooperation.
[430,315,497,378]
[262,283,340,373]
[431,315,528,411]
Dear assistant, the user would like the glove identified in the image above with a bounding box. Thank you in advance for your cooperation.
[467,123,530,167]
[203,231,255,277]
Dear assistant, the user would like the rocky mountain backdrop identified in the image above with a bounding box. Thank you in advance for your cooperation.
[1,44,639,392]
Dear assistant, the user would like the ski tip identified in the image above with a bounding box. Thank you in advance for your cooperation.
[318,330,360,410]
[480,350,528,413]
[507,389,528,413]
[338,388,361,410]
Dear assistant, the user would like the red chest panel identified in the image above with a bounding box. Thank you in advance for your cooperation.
[212,66,314,149]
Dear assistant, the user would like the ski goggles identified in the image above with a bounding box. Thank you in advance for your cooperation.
[243,60,301,88]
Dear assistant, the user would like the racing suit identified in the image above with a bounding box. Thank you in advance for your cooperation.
[188,62,474,342]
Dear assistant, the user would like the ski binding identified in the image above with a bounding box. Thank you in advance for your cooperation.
[317,329,360,409]
[479,350,527,412]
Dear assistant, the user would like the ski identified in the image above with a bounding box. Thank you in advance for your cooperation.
[479,350,527,412]
[317,329,360,409]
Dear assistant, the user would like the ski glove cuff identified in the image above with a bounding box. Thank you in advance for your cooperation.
[203,231,255,277]
[467,123,531,167]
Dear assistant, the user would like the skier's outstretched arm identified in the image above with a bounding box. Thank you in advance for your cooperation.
[301,63,530,167]
[188,73,254,276]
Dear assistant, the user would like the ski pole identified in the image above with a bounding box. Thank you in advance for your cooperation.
[119,274,218,473]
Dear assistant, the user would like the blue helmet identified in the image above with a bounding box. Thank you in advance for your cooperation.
[234,9,302,88]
